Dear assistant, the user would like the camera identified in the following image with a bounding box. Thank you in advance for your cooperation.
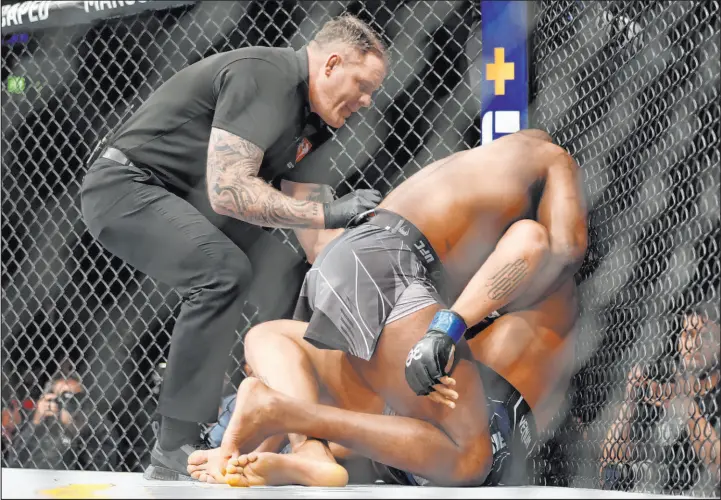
[55,391,86,415]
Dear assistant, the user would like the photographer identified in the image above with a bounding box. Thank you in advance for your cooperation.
[6,373,120,471]
[600,311,720,494]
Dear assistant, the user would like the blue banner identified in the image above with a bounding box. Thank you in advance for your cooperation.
[480,0,529,144]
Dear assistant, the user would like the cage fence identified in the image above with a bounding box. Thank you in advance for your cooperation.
[529,0,719,495]
[1,0,719,496]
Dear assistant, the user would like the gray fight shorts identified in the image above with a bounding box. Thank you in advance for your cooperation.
[293,209,449,361]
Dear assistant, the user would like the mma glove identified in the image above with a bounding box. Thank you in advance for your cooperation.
[404,309,467,396]
[323,189,382,229]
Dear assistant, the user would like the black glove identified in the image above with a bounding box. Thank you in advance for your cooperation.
[404,309,467,396]
[323,189,382,229]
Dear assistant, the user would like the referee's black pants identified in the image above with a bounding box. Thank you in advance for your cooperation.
[80,156,306,423]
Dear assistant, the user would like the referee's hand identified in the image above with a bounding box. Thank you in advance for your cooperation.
[323,189,381,229]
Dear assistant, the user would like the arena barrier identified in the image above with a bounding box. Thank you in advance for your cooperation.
[2,1,719,497]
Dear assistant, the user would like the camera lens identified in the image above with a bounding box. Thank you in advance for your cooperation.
[58,391,85,414]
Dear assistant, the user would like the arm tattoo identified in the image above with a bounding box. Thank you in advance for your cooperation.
[207,128,322,228]
[304,184,335,203]
[486,259,529,300]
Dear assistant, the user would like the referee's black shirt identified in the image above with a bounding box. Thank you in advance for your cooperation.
[109,46,311,194]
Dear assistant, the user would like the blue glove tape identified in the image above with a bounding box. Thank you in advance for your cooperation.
[428,309,467,344]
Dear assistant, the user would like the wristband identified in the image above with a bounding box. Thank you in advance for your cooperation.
[428,309,467,344]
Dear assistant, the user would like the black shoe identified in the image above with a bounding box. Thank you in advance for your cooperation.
[143,438,210,481]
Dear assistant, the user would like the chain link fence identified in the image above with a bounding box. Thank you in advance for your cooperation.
[1,0,482,476]
[529,1,720,495]
[1,0,719,495]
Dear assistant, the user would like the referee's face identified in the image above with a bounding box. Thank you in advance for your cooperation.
[315,49,386,128]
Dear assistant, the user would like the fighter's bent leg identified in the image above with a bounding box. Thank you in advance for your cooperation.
[358,304,494,485]
[223,304,493,486]
[231,320,347,487]
[243,320,333,459]
[190,320,348,486]
[226,321,386,486]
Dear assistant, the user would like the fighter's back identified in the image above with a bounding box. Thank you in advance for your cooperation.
[379,130,581,432]
[379,131,568,279]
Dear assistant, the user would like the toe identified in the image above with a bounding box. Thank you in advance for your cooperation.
[226,463,243,475]
[226,473,248,488]
[188,450,209,465]
[232,454,251,467]
[188,462,207,474]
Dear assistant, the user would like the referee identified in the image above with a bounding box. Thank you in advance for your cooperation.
[80,14,387,480]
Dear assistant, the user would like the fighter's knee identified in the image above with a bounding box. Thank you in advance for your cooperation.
[243,321,279,351]
[504,219,550,258]
[246,320,304,345]
[243,320,306,366]
[240,330,263,379]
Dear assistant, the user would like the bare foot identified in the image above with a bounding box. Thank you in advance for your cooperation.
[187,448,237,483]
[224,452,349,487]
[222,377,280,456]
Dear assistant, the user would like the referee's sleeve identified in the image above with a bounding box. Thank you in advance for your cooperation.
[211,59,291,151]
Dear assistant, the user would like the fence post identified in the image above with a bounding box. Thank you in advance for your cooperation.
[480,0,529,144]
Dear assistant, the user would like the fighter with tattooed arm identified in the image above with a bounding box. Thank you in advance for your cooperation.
[187,129,589,487]
[80,14,387,480]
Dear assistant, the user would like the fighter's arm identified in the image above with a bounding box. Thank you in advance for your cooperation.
[279,179,344,263]
[432,151,587,327]
[535,152,588,278]
[206,128,326,229]
[543,150,587,243]
[508,150,589,311]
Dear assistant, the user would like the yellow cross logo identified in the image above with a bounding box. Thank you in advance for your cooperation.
[486,48,515,96]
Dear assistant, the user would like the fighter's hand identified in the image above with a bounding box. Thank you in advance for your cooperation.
[323,189,382,229]
[405,309,466,398]
[428,376,459,409]
[404,331,457,397]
